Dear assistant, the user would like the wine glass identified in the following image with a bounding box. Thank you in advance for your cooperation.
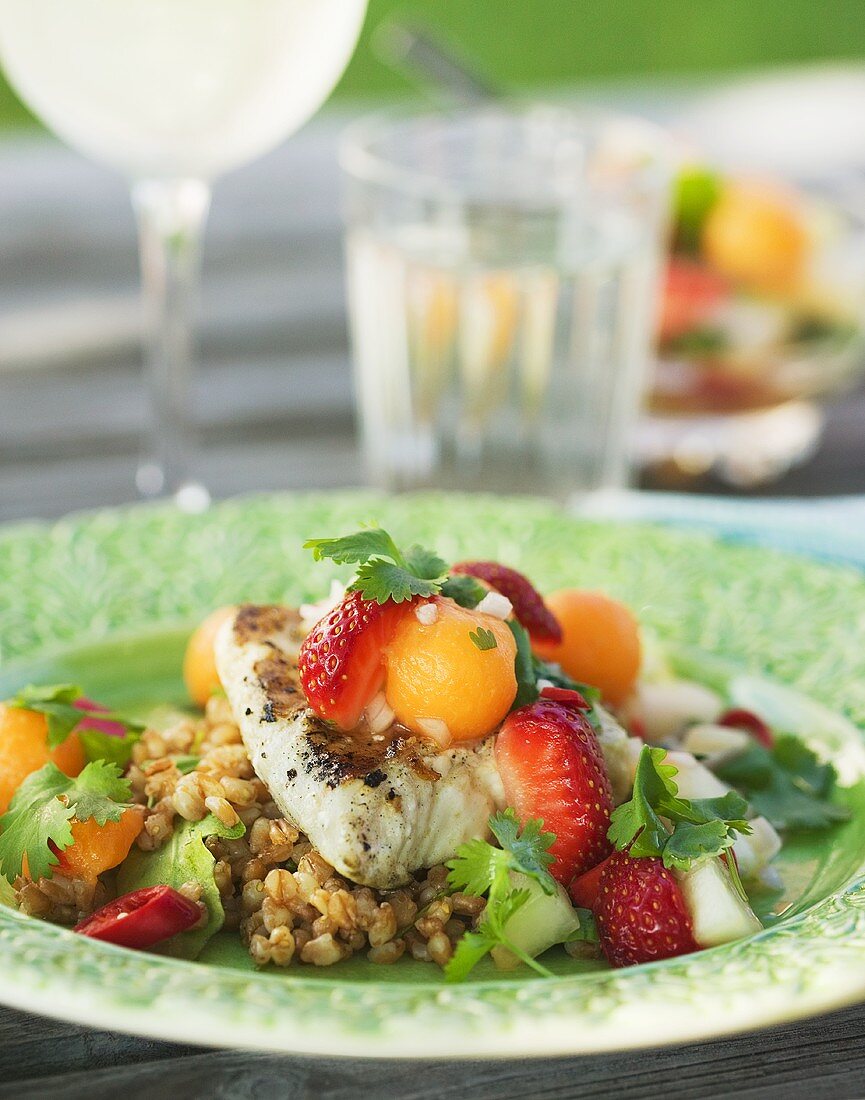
[0,0,368,510]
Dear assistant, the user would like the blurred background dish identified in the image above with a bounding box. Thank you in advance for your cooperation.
[645,165,865,487]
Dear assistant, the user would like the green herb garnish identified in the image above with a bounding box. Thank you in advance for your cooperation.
[304,528,449,604]
[444,809,557,981]
[469,627,498,651]
[0,761,132,882]
[440,574,487,609]
[8,683,142,764]
[608,746,752,880]
[715,735,850,831]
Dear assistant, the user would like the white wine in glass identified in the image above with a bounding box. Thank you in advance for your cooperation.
[0,0,368,509]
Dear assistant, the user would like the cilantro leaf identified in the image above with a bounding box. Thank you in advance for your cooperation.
[446,837,510,898]
[351,559,444,604]
[443,928,498,982]
[403,544,449,581]
[304,527,449,605]
[304,528,405,567]
[469,627,498,651]
[440,574,486,609]
[715,736,850,831]
[0,762,132,882]
[608,746,751,870]
[445,810,560,981]
[488,810,556,893]
[64,760,132,825]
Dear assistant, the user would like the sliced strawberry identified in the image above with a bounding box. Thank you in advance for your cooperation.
[298,591,407,731]
[495,698,613,884]
[452,560,562,643]
[718,707,774,749]
[569,853,613,910]
[595,851,698,968]
[539,685,590,708]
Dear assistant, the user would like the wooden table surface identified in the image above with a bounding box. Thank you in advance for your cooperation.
[1,101,865,1098]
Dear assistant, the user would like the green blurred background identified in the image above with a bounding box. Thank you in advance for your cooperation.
[1,0,865,129]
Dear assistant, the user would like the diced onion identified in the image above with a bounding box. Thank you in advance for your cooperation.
[475,591,513,620]
[364,692,396,735]
[415,602,438,625]
[415,717,452,749]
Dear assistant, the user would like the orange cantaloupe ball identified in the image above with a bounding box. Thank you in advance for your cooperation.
[58,807,145,881]
[0,704,86,815]
[533,589,642,706]
[384,597,517,743]
[183,606,235,708]
[701,182,807,295]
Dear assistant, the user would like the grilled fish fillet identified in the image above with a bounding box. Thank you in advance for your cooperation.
[215,604,505,889]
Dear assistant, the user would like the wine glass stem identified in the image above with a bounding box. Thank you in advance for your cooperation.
[132,177,211,505]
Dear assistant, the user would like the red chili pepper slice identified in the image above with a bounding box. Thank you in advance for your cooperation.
[73,885,201,949]
[718,707,774,749]
[539,686,590,709]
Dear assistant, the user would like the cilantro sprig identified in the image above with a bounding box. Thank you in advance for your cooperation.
[444,809,593,981]
[0,761,133,882]
[8,683,143,765]
[609,746,752,889]
[304,528,450,604]
[715,736,850,831]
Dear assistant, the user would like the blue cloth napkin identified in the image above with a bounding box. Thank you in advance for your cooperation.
[580,492,865,569]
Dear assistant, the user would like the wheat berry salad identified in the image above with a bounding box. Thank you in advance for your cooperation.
[0,520,853,985]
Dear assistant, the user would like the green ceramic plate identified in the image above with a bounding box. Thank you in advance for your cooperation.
[1,492,865,1057]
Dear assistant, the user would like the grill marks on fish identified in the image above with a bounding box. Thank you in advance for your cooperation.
[249,616,438,789]
[216,603,507,887]
[234,604,305,648]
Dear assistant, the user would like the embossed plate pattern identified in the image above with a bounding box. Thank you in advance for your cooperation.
[0,492,864,1057]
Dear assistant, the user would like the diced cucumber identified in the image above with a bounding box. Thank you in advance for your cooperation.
[681,723,751,766]
[622,679,723,744]
[676,856,762,948]
[488,872,582,971]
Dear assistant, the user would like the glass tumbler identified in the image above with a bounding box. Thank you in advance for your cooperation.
[340,105,672,501]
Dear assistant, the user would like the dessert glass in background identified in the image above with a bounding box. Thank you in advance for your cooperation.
[0,0,368,509]
[643,165,865,488]
[341,106,672,502]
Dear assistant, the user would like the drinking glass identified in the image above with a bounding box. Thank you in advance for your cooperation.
[0,0,368,509]
[341,106,672,501]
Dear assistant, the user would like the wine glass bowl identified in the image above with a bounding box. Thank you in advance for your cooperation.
[0,0,368,505]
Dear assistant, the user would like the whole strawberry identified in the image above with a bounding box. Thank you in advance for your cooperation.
[298,590,407,730]
[495,697,613,884]
[451,560,562,643]
[594,851,698,968]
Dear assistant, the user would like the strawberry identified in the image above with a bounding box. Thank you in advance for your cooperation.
[718,707,774,749]
[495,698,613,885]
[569,853,613,910]
[594,850,698,968]
[658,257,728,344]
[298,591,407,730]
[452,560,562,643]
[539,686,589,708]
